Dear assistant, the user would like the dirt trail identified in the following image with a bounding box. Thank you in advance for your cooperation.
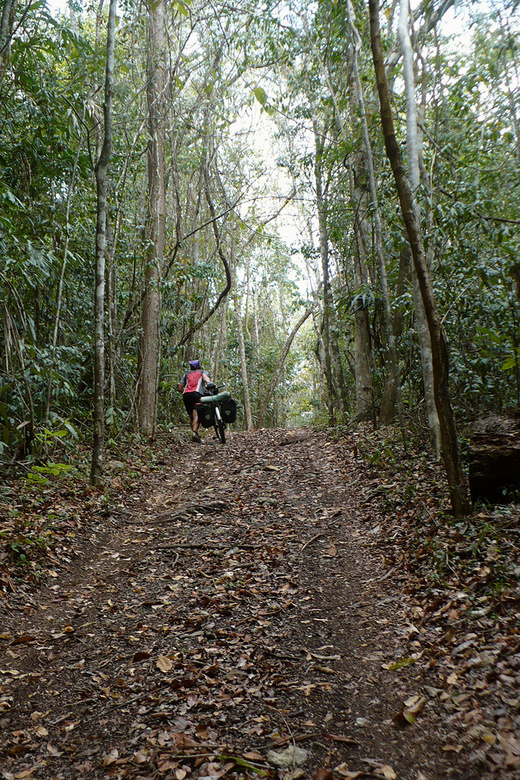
[1,429,476,779]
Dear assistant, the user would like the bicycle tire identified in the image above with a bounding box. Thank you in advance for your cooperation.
[214,407,226,443]
[216,418,226,443]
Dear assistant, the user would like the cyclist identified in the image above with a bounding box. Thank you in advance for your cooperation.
[177,359,211,442]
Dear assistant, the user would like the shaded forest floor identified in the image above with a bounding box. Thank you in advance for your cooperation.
[1,425,520,780]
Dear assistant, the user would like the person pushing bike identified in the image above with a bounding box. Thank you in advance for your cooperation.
[177,359,212,443]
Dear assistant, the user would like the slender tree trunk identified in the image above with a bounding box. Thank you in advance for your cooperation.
[398,0,441,458]
[137,0,167,437]
[310,106,335,425]
[257,308,314,429]
[210,304,227,383]
[0,0,15,80]
[229,233,253,430]
[323,42,374,422]
[379,247,410,423]
[235,296,254,430]
[347,0,407,445]
[91,0,117,485]
[347,162,375,421]
[369,0,470,516]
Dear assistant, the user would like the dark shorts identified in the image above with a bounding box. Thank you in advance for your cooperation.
[183,391,201,416]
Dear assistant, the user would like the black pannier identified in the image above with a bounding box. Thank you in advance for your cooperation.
[196,403,215,428]
[220,397,237,424]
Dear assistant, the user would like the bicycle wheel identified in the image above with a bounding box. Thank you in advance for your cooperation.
[214,408,226,443]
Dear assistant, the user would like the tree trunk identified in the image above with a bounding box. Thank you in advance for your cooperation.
[379,247,409,423]
[398,0,441,458]
[91,0,117,485]
[235,296,254,430]
[369,0,470,516]
[347,0,407,444]
[137,0,167,438]
[257,308,314,429]
[0,0,15,80]
[310,106,335,425]
[347,157,375,422]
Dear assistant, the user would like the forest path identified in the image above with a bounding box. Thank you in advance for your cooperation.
[1,429,481,780]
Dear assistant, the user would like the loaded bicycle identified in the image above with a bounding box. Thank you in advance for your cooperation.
[196,384,237,444]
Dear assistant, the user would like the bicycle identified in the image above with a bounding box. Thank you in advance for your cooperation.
[196,384,237,444]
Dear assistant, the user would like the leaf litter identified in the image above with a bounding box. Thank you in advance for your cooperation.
[0,426,519,779]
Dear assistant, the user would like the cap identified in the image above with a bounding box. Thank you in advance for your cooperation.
[188,359,201,369]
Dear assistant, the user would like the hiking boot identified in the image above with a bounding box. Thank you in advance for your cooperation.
[192,432,201,443]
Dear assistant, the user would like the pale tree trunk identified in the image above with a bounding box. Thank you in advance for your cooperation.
[0,0,15,80]
[210,304,227,383]
[257,308,314,429]
[347,0,407,444]
[235,296,254,429]
[229,235,254,430]
[137,0,167,437]
[398,0,441,459]
[106,218,117,418]
[91,0,117,485]
[310,106,335,425]
[369,0,470,516]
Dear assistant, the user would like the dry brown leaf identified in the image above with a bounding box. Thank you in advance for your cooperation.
[103,748,119,766]
[334,765,364,779]
[14,769,36,779]
[314,770,334,780]
[405,696,427,717]
[374,765,397,780]
[156,655,173,672]
[498,733,520,756]
[323,545,337,558]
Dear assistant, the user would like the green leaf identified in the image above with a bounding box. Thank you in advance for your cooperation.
[501,356,518,371]
[218,756,269,776]
[254,86,268,106]
[385,657,417,671]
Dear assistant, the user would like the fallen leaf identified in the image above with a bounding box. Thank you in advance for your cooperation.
[132,651,151,663]
[334,765,364,779]
[103,748,119,766]
[323,545,337,558]
[156,655,173,672]
[405,696,427,717]
[267,746,308,768]
[11,635,36,645]
[315,770,334,780]
[383,657,416,671]
[375,765,397,780]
